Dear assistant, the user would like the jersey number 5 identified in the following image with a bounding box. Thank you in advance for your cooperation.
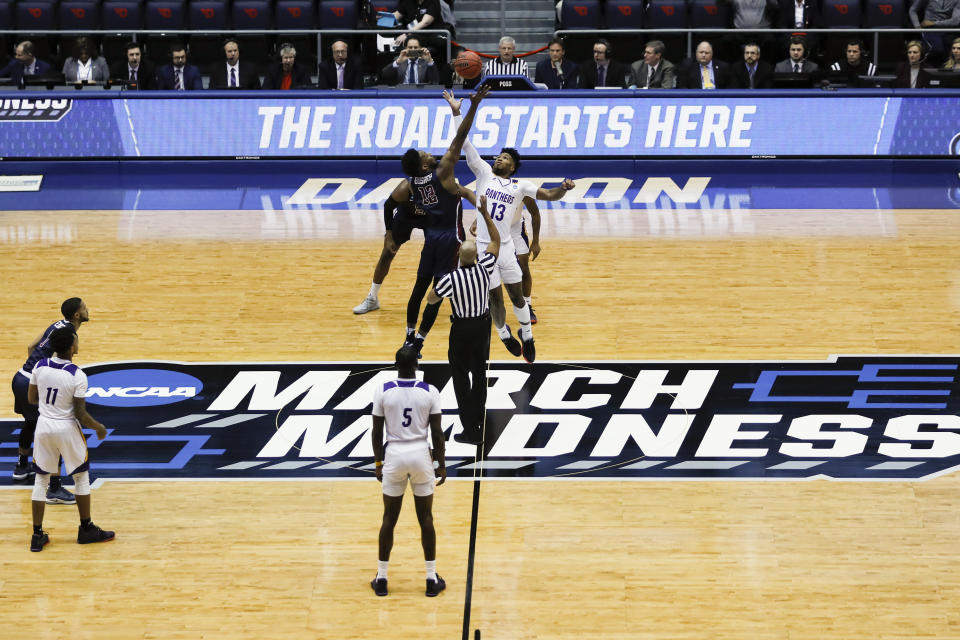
[417,185,439,207]
[402,407,412,428]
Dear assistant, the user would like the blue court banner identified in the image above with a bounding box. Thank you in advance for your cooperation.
[3,357,960,482]
[1,91,959,158]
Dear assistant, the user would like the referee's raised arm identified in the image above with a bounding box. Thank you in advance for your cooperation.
[476,195,500,259]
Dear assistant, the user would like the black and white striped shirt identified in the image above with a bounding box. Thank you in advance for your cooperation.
[483,57,529,78]
[434,252,497,318]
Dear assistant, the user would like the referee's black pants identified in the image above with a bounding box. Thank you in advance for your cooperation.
[448,313,491,440]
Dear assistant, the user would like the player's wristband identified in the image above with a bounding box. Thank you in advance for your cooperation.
[375,461,383,467]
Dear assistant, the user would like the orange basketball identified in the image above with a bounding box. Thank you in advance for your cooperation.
[454,51,483,80]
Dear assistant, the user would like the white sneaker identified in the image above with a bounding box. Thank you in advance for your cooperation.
[353,295,380,314]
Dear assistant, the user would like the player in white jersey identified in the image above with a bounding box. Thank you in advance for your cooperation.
[443,90,575,363]
[511,196,542,324]
[27,327,114,552]
[370,345,447,597]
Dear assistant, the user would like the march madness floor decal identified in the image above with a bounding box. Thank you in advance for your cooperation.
[3,357,960,482]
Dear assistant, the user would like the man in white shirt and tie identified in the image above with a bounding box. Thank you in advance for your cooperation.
[774,36,819,75]
[108,42,156,90]
[380,36,439,86]
[210,39,261,89]
[318,40,363,90]
[630,40,676,89]
[157,44,203,90]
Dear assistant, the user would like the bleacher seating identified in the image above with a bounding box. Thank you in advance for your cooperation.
[318,0,355,28]
[275,0,314,28]
[232,0,271,28]
[822,0,863,27]
[144,0,185,28]
[59,0,99,28]
[865,0,904,27]
[690,0,727,28]
[645,0,688,28]
[189,0,228,28]
[0,1,15,27]
[16,0,58,29]
[559,0,602,29]
[606,0,644,29]
[102,0,143,29]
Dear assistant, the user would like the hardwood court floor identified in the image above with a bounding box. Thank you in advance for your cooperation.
[1,208,960,639]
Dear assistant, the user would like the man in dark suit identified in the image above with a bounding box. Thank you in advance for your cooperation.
[208,39,261,89]
[109,42,157,90]
[317,40,365,90]
[156,44,204,90]
[677,41,730,89]
[579,38,628,88]
[731,42,774,88]
[380,36,440,85]
[629,39,676,88]
[263,43,314,89]
[777,0,821,55]
[0,40,53,88]
[534,38,579,89]
[774,36,819,74]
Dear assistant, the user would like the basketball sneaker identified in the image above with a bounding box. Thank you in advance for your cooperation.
[501,325,522,357]
[529,307,538,324]
[30,530,50,552]
[12,461,31,481]
[46,486,76,505]
[353,295,380,314]
[521,337,536,364]
[77,522,115,544]
[370,577,388,596]
[425,575,446,597]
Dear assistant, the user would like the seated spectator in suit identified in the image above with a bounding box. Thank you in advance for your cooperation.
[484,36,530,77]
[829,39,876,85]
[774,36,819,73]
[109,42,157,90]
[263,44,313,89]
[209,39,261,89]
[393,0,454,55]
[62,37,109,85]
[318,40,365,89]
[381,36,440,85]
[677,41,730,88]
[156,44,204,90]
[944,37,960,68]
[629,39,676,89]
[895,40,933,86]
[535,38,579,88]
[580,39,628,88]
[0,40,53,88]
[731,42,774,88]
[909,0,960,59]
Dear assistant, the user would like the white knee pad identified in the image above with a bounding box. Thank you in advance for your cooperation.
[72,471,91,496]
[32,473,51,501]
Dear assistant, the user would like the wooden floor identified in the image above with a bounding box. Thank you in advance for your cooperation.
[2,208,960,638]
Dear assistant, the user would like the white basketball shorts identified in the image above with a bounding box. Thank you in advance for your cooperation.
[477,240,522,288]
[33,416,88,475]
[381,440,436,497]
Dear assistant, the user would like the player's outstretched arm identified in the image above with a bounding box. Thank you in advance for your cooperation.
[536,178,576,201]
[443,90,487,177]
[478,195,500,258]
[437,85,490,188]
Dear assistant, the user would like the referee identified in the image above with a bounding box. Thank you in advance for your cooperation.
[427,195,501,444]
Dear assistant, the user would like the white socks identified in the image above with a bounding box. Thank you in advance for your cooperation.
[377,560,388,579]
[514,304,532,340]
[497,324,511,340]
[426,560,437,581]
[369,283,381,298]
[524,296,531,306]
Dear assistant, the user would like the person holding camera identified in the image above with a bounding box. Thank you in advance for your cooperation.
[380,36,440,86]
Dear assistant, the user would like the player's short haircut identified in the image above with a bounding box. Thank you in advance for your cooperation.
[401,148,422,177]
[500,147,521,175]
[49,327,77,356]
[395,345,419,371]
[61,297,83,319]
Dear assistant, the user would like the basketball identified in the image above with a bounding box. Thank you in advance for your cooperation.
[454,51,483,79]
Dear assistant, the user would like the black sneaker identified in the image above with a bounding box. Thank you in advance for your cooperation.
[521,337,536,364]
[529,307,538,325]
[456,428,482,445]
[30,530,49,552]
[77,523,115,544]
[13,461,31,481]
[501,325,522,357]
[425,575,446,597]
[370,577,388,596]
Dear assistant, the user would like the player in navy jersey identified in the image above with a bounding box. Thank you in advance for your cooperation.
[379,84,490,356]
[11,297,89,504]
